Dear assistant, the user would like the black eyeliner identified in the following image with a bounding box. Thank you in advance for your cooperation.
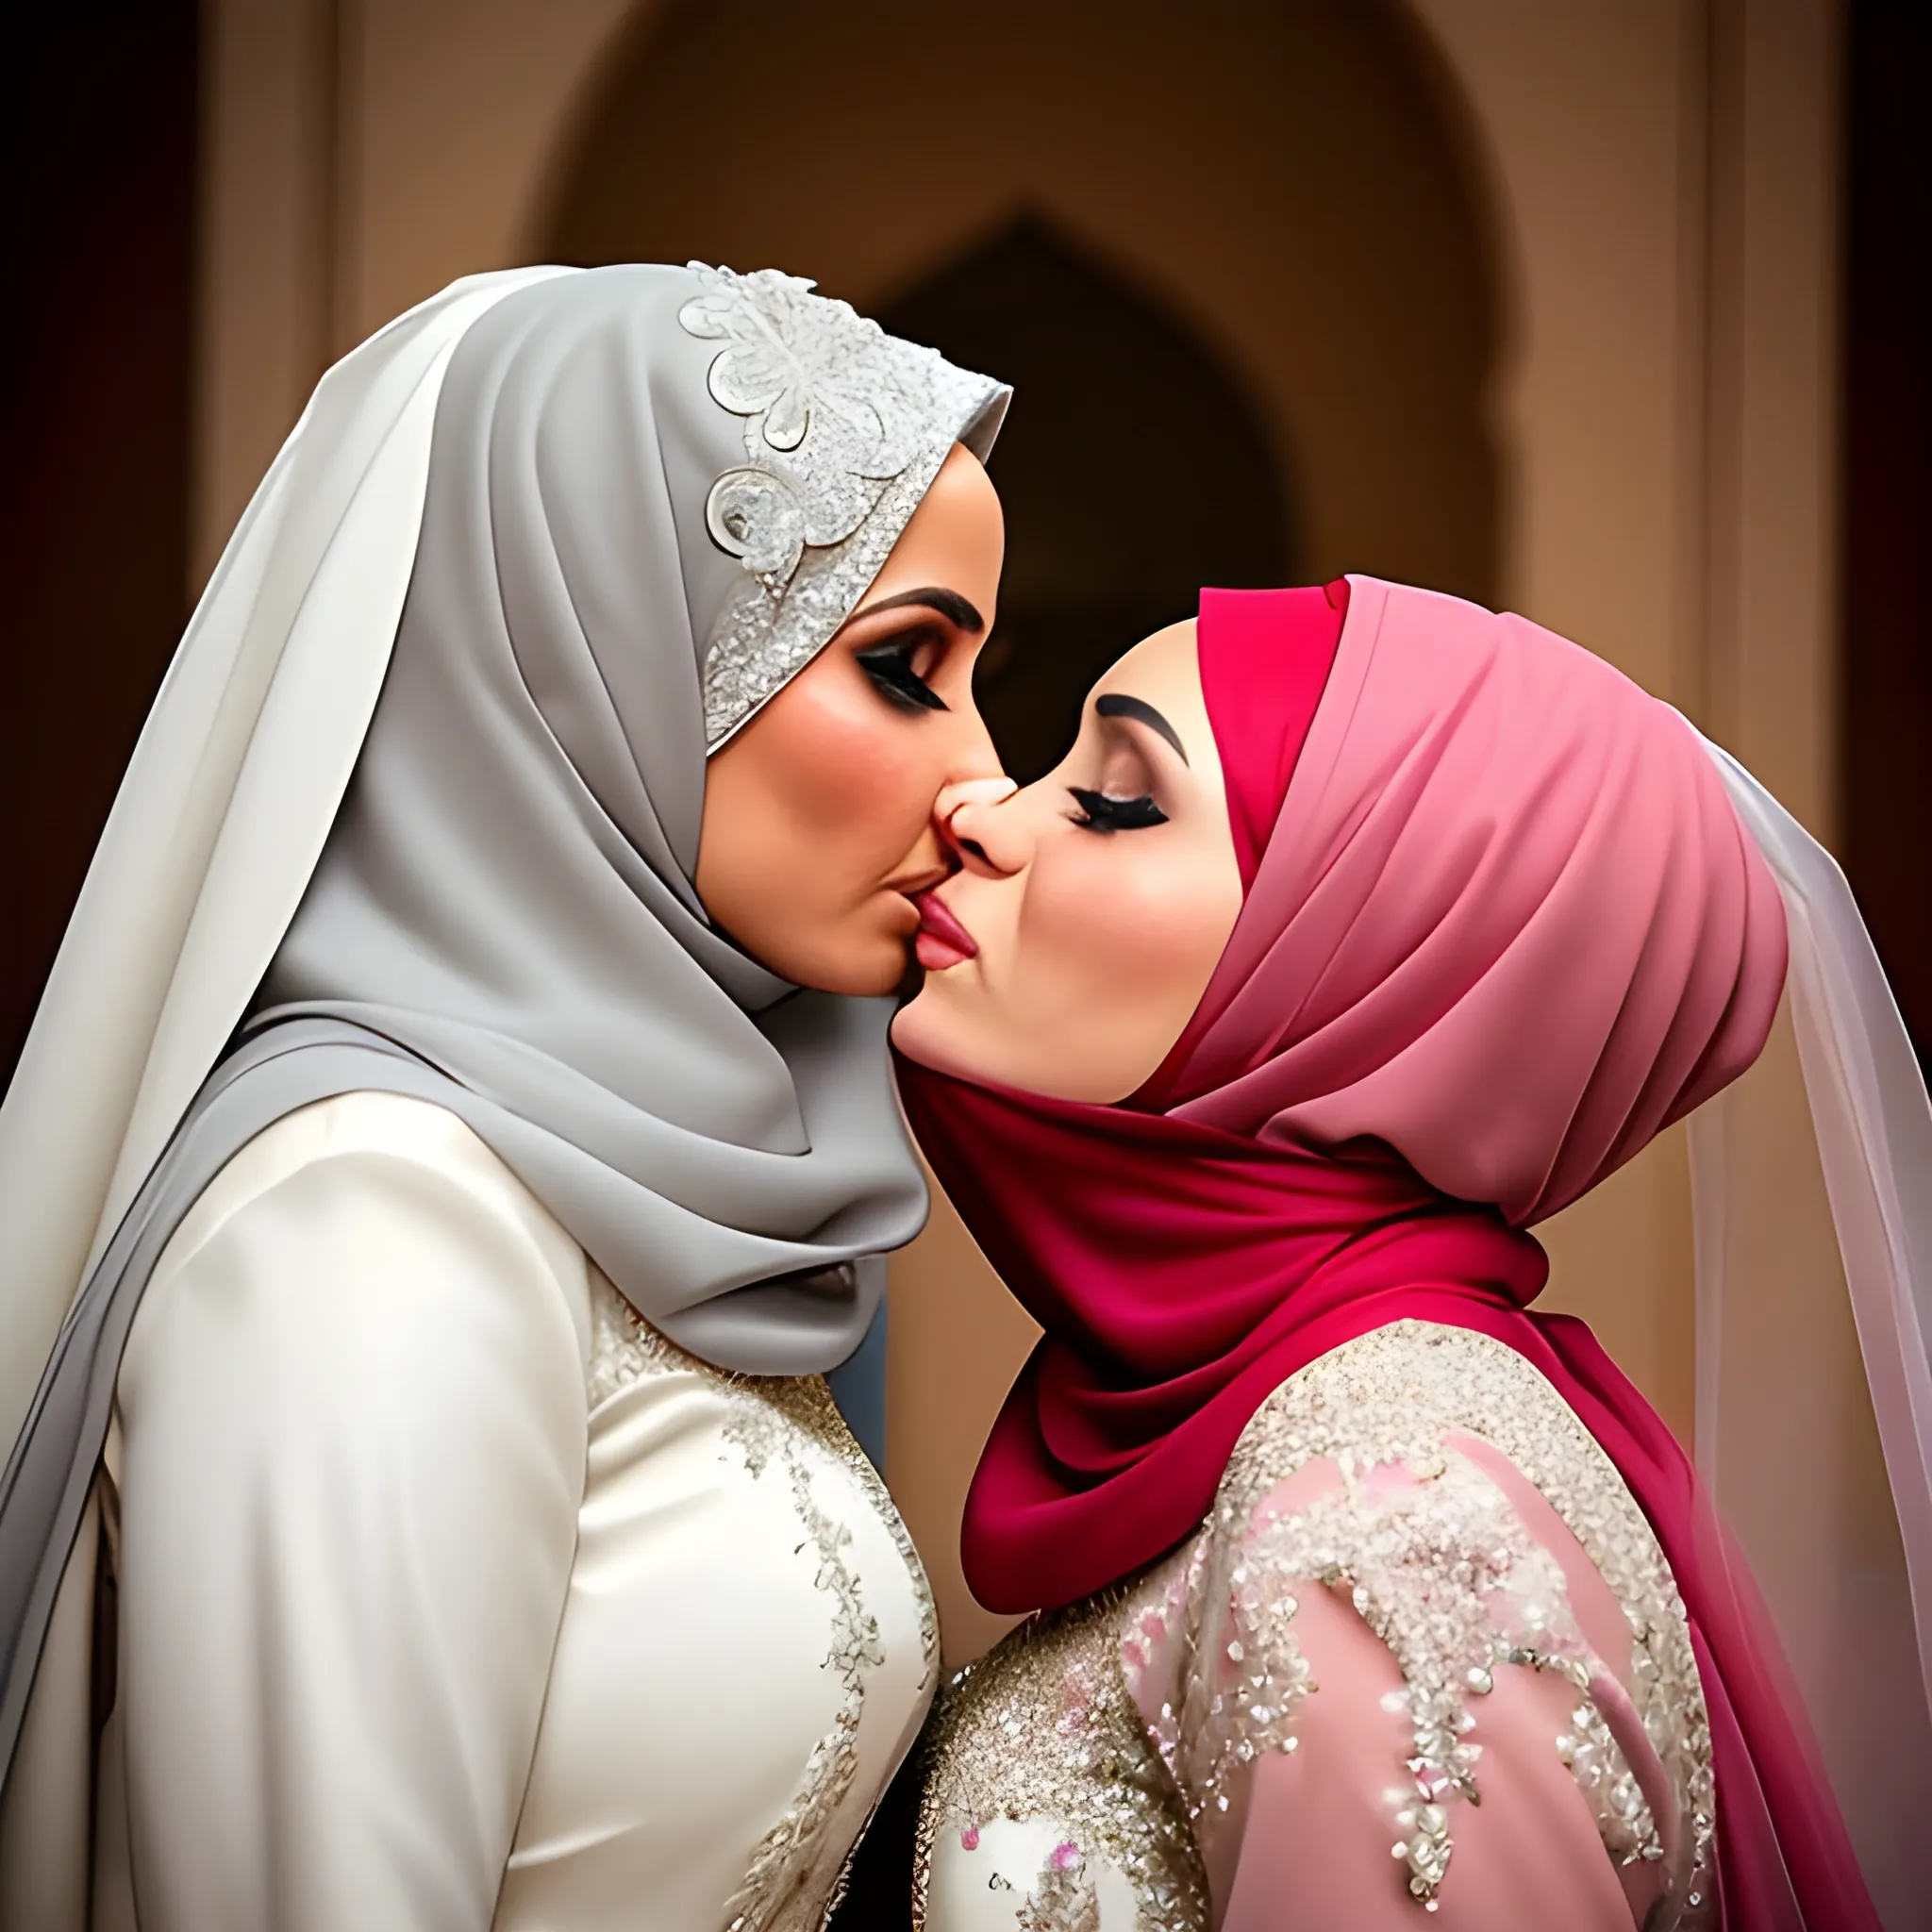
[856,640,948,712]
[1068,787,1169,832]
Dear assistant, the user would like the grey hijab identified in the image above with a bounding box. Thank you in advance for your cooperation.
[0,263,1006,1773]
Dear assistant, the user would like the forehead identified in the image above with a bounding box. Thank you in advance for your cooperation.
[1091,618,1202,709]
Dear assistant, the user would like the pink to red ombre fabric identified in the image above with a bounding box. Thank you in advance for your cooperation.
[894,578,1879,1927]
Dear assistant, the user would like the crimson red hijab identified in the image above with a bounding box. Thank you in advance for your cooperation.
[896,578,1879,1928]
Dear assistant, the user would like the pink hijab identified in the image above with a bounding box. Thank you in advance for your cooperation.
[1148,576,1784,1219]
[900,579,1877,1927]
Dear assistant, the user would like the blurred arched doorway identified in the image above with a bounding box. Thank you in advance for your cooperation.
[541,0,1501,602]
[877,215,1293,777]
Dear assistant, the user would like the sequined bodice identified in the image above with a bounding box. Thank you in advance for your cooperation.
[497,1275,940,1932]
[916,1322,1715,1930]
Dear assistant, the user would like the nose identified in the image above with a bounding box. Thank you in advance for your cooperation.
[934,774,1019,821]
[941,782,1030,878]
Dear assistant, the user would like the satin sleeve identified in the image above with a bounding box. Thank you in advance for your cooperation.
[100,1095,591,1932]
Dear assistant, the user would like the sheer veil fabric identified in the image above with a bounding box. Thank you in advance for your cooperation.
[0,264,1007,1782]
[1695,747,1932,1693]
[1690,748,1932,1920]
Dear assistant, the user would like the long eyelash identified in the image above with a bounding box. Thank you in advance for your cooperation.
[1067,787,1169,832]
[856,640,948,713]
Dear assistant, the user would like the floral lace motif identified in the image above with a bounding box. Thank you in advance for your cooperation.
[588,1275,937,1932]
[1157,1450,1654,1908]
[677,264,1003,746]
[915,1322,1716,1930]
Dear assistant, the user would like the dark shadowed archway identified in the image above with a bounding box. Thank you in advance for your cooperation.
[540,0,1503,646]
[877,216,1292,778]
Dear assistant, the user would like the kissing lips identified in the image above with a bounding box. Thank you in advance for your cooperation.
[912,890,977,972]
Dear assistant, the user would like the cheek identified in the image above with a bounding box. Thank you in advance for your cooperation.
[897,834,1237,1099]
[758,676,928,856]
[1021,841,1231,1002]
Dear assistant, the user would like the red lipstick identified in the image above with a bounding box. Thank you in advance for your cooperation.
[912,889,977,972]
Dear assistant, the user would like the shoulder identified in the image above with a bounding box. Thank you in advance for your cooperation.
[162,1089,581,1281]
[123,1091,592,1417]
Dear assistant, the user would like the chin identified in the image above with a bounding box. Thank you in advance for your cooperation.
[889,989,983,1076]
[891,998,1142,1103]
[827,933,917,999]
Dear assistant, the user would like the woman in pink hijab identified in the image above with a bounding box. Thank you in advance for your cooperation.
[891,580,1930,1929]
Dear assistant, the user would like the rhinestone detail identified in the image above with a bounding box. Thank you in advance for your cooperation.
[916,1321,1715,1928]
[916,1588,1210,1932]
[588,1274,938,1931]
[677,264,1003,747]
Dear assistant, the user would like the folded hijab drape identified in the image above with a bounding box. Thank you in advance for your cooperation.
[251,264,995,1366]
[0,262,1007,1783]
[899,577,1883,1927]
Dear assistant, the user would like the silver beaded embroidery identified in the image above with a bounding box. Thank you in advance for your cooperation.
[916,1322,1716,1929]
[1206,1323,1715,1921]
[677,264,1005,748]
[1017,1851,1105,1932]
[916,1591,1210,1932]
[1181,1444,1652,1908]
[588,1275,939,1932]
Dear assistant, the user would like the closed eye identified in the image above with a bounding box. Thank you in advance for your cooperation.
[1067,787,1169,832]
[856,638,948,713]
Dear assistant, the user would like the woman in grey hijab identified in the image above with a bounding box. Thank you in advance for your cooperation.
[0,262,1009,1929]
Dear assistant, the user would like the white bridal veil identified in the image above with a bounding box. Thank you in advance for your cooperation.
[0,268,571,1461]
[1695,741,1932,1919]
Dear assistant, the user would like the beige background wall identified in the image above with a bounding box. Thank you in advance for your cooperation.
[1413,0,1844,1459]
[192,0,1858,1671]
[192,0,645,583]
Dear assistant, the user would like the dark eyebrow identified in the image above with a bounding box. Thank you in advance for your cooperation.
[1094,691,1189,764]
[855,586,986,634]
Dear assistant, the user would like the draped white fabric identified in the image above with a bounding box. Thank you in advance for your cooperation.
[1693,741,1932,1718]
[0,268,572,1460]
[1691,736,1932,1928]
